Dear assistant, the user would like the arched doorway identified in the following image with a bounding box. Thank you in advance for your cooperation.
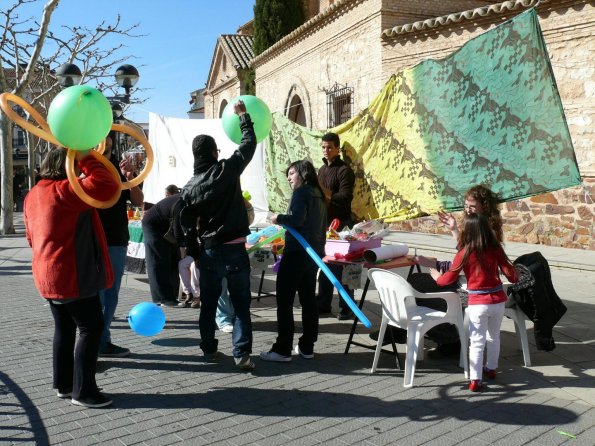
[287,94,306,126]
[219,99,228,118]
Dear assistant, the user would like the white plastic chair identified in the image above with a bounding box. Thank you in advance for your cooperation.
[368,268,468,388]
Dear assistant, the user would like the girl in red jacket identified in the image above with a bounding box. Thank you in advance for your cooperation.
[431,213,518,392]
[25,147,119,408]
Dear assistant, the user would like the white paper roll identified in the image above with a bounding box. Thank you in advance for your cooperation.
[363,243,409,262]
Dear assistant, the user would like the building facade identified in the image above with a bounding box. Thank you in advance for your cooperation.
[203,25,254,119]
[252,0,594,250]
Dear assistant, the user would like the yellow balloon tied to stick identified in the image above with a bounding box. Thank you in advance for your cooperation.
[0,91,154,208]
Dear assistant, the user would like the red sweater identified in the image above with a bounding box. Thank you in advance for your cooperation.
[436,247,518,305]
[24,156,119,300]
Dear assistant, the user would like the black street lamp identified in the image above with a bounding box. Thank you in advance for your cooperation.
[114,64,139,104]
[55,63,82,87]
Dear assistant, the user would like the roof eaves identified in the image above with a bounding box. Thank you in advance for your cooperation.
[381,0,544,37]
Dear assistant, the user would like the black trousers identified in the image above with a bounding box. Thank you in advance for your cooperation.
[48,296,104,399]
[272,251,319,356]
[143,225,180,304]
[317,263,355,313]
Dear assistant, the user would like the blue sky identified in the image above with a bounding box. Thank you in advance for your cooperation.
[18,0,256,122]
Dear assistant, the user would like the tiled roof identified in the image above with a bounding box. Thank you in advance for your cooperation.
[381,0,542,37]
[219,34,254,70]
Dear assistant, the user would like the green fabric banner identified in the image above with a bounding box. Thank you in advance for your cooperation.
[263,9,581,221]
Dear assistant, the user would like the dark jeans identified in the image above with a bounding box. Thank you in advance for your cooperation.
[317,263,355,313]
[143,224,180,304]
[272,251,319,356]
[48,296,104,400]
[199,243,252,358]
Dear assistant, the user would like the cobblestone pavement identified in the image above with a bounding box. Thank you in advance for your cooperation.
[1,214,595,445]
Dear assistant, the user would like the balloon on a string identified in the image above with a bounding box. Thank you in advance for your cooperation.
[127,302,166,337]
[221,95,272,144]
[47,85,113,151]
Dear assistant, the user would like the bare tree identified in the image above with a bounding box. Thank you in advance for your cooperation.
[0,0,142,234]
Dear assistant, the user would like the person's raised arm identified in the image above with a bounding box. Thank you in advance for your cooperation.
[229,100,257,174]
[438,210,459,240]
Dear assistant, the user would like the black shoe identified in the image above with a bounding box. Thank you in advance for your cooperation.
[71,393,112,408]
[317,306,333,316]
[337,311,354,321]
[99,343,130,358]
[427,343,461,359]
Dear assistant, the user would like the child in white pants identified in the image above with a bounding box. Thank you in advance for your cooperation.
[178,255,200,308]
[431,213,518,391]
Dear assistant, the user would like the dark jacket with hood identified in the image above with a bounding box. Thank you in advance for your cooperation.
[180,114,256,248]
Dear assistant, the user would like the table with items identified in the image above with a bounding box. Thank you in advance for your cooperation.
[322,254,420,355]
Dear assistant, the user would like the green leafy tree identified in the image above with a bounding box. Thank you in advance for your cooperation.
[253,0,306,55]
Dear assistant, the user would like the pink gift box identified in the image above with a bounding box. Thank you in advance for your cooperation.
[324,238,382,257]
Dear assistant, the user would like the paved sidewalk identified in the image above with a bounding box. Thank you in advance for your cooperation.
[1,212,595,445]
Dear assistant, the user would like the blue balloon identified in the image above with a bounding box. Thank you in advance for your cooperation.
[127,302,166,336]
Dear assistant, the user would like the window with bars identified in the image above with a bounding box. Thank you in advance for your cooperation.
[326,83,353,128]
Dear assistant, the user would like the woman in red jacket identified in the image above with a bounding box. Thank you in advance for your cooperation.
[24,147,119,408]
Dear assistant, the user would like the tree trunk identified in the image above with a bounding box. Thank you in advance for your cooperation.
[27,132,35,190]
[0,111,15,234]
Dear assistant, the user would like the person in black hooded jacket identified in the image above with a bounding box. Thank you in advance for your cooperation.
[180,100,257,370]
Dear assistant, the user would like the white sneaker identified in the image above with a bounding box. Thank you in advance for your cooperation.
[220,325,233,333]
[294,345,314,359]
[259,350,291,362]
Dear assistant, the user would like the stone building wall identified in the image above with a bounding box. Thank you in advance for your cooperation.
[204,47,244,118]
[253,0,594,250]
[384,1,594,250]
[255,0,387,129]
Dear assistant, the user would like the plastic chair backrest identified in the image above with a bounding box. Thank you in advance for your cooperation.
[368,268,419,327]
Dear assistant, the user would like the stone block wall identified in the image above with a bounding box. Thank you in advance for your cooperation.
[384,1,594,250]
[254,0,387,129]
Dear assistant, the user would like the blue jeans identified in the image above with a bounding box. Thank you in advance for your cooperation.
[216,278,235,329]
[99,245,127,347]
[199,243,252,358]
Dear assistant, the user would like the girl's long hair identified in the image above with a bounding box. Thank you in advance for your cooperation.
[40,147,67,180]
[286,160,326,202]
[464,185,503,243]
[454,213,509,271]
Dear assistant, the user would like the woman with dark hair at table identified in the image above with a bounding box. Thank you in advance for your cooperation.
[25,147,119,408]
[260,160,328,362]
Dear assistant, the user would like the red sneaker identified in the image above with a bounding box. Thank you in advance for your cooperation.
[483,367,496,380]
[469,380,483,392]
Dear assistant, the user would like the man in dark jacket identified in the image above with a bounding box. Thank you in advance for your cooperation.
[316,132,356,320]
[181,100,257,370]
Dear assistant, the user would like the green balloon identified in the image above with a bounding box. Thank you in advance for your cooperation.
[48,85,113,151]
[221,95,272,144]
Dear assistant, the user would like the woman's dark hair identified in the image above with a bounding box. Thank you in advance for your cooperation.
[455,213,509,271]
[285,160,326,200]
[40,147,67,180]
[463,185,503,243]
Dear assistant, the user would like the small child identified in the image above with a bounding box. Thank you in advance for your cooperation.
[431,213,518,391]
